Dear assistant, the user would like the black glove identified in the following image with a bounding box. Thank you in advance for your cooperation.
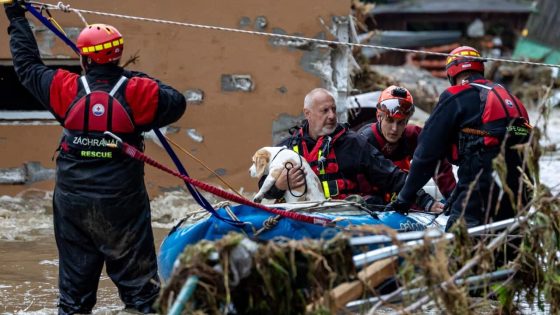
[4,1,27,21]
[415,189,436,211]
[384,197,411,215]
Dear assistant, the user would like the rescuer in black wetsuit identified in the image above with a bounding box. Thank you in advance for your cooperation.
[385,46,531,231]
[5,3,186,313]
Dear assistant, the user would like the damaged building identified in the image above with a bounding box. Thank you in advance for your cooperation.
[513,0,560,65]
[361,0,533,77]
[0,0,352,196]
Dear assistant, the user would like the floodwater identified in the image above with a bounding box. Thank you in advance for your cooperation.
[1,108,559,314]
[0,190,213,314]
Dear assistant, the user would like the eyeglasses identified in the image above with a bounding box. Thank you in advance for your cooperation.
[378,98,413,118]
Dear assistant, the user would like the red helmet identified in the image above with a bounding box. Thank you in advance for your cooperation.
[376,85,415,120]
[77,24,123,64]
[445,46,485,84]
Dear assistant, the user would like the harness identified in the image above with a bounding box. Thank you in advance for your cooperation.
[452,80,531,163]
[59,75,143,159]
[291,127,360,199]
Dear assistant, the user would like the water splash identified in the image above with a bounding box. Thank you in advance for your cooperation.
[0,190,53,241]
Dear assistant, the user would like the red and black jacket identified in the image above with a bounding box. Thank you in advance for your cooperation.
[397,73,530,204]
[59,75,144,159]
[449,80,531,162]
[359,123,456,199]
[292,126,359,199]
[8,17,186,195]
[262,122,408,201]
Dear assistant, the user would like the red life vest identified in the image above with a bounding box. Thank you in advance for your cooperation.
[292,127,360,199]
[452,80,531,162]
[60,76,143,159]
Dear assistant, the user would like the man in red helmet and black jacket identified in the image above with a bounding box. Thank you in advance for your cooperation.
[260,88,437,211]
[358,86,456,211]
[385,46,531,231]
[5,3,186,314]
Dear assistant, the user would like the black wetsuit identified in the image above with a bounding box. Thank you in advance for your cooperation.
[396,74,530,230]
[7,16,186,314]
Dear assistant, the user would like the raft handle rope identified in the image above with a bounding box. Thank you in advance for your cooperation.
[29,0,560,69]
[105,132,333,227]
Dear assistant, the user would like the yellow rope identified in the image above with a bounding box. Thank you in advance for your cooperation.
[48,17,67,36]
[163,135,244,198]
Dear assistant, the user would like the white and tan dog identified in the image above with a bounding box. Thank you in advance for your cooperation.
[249,146,325,203]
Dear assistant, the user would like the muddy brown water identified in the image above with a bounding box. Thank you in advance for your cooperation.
[0,228,169,314]
[0,187,221,314]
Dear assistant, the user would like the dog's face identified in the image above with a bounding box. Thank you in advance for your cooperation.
[249,148,271,178]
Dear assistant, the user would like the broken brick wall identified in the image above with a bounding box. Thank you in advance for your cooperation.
[0,0,350,197]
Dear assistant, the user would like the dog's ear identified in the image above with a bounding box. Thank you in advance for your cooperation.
[254,149,271,178]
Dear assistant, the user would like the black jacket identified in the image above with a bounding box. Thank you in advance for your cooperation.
[397,73,528,211]
[8,17,186,196]
[264,122,407,200]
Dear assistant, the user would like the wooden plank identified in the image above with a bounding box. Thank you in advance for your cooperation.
[307,256,398,312]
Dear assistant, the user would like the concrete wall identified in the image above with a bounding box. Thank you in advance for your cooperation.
[0,0,349,197]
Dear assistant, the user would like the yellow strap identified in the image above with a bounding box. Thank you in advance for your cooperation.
[322,181,331,198]
[293,144,330,198]
[317,149,330,197]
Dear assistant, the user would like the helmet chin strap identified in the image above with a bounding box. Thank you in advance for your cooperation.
[447,75,455,86]
[79,56,90,72]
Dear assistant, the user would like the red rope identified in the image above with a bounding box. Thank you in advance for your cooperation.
[120,142,332,226]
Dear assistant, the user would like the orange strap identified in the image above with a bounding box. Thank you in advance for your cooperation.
[461,127,489,136]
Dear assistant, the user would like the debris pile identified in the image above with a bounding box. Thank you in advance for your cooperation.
[379,122,560,314]
[158,111,560,314]
[158,233,355,315]
[490,62,560,109]
[351,60,560,114]
[351,58,448,113]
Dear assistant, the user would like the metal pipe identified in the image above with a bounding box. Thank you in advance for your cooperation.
[345,269,514,311]
[168,275,199,315]
[352,217,524,267]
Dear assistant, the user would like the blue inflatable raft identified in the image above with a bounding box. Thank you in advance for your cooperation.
[158,202,438,280]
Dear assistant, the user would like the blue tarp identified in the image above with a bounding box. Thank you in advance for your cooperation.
[158,204,429,280]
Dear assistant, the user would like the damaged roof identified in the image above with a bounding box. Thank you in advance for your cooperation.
[360,30,461,57]
[367,30,462,47]
[370,0,534,15]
